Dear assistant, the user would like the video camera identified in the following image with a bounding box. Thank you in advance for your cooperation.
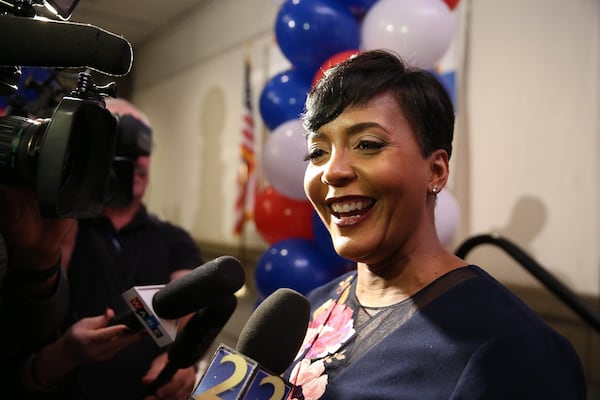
[0,0,138,218]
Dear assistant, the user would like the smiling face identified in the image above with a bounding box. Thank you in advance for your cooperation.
[304,91,448,267]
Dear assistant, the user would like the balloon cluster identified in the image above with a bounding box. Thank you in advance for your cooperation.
[254,0,461,300]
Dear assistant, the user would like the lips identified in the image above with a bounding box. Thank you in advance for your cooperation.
[328,198,375,226]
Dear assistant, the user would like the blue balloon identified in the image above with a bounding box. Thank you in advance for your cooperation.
[259,68,311,131]
[254,238,349,298]
[275,0,361,79]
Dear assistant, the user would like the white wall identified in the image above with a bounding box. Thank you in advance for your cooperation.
[131,0,599,296]
[458,0,600,295]
[133,0,284,250]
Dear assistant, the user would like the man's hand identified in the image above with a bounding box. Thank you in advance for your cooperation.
[26,308,145,389]
[142,352,198,400]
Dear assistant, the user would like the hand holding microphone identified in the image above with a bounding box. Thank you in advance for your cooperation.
[19,308,145,391]
[111,256,245,346]
[135,256,245,397]
[142,294,238,398]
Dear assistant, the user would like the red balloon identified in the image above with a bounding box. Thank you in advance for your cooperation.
[312,49,361,86]
[443,0,460,10]
[254,186,315,244]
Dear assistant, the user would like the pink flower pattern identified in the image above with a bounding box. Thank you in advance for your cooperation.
[303,299,355,359]
[288,276,356,399]
[288,359,328,400]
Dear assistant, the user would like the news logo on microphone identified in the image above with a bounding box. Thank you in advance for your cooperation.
[192,288,309,400]
[121,285,178,347]
[119,256,245,348]
[192,344,291,400]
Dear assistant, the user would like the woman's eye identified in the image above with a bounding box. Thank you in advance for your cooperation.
[355,140,384,151]
[304,148,327,161]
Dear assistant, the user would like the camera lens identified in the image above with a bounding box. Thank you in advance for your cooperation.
[34,96,118,218]
[0,96,118,218]
[0,115,48,187]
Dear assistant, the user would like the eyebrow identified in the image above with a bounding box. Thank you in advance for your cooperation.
[309,121,388,140]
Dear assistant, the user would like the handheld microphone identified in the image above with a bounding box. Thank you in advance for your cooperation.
[152,256,246,319]
[191,288,311,400]
[143,294,238,397]
[0,14,133,76]
[114,256,245,346]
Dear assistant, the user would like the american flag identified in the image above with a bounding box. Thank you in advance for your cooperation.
[233,58,257,235]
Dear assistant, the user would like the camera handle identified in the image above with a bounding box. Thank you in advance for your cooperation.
[71,70,118,105]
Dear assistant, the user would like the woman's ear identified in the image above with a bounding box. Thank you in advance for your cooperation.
[428,149,449,194]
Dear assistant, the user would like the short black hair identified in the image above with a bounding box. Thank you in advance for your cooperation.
[302,49,455,159]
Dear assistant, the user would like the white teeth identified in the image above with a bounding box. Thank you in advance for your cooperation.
[331,200,370,214]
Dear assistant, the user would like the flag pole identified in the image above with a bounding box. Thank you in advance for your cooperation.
[233,51,256,267]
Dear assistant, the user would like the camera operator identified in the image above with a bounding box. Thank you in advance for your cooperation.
[0,185,143,398]
[1,98,202,400]
[59,98,202,400]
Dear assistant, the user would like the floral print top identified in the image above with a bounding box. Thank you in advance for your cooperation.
[283,266,587,400]
[287,270,421,400]
[287,274,356,400]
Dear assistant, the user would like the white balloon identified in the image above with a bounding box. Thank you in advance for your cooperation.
[361,0,454,69]
[435,189,460,246]
[262,119,309,200]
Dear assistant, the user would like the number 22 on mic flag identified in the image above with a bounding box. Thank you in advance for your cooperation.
[233,58,257,236]
[192,344,291,400]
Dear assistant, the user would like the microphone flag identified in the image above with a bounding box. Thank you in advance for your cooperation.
[121,285,178,347]
[191,344,291,400]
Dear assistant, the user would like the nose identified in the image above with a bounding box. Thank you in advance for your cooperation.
[321,149,355,186]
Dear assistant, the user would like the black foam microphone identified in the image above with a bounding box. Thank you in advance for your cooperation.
[143,294,238,397]
[236,288,311,375]
[114,256,245,346]
[0,14,133,76]
[152,256,246,320]
[191,288,311,399]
